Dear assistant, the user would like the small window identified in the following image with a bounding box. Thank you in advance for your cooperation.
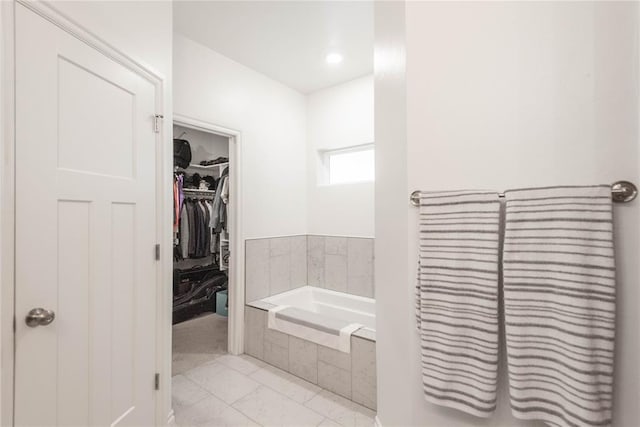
[322,144,375,185]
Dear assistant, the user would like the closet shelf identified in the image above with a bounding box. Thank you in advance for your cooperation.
[183,188,216,194]
[187,162,229,171]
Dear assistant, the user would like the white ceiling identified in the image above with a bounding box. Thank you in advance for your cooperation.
[173,1,373,94]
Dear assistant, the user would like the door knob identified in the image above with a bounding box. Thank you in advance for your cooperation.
[25,308,55,327]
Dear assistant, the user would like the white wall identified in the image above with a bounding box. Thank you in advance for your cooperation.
[376,2,639,426]
[307,75,375,237]
[50,1,172,79]
[1,1,173,424]
[373,3,410,426]
[173,33,308,239]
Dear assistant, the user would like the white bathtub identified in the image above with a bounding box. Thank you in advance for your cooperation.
[261,286,376,332]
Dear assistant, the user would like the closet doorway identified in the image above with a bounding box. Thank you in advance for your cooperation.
[171,115,244,377]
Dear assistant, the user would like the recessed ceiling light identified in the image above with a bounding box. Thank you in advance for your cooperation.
[326,53,343,65]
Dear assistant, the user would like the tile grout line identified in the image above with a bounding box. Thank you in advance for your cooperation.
[227,391,265,427]
[346,237,350,295]
[239,358,333,422]
[171,374,213,416]
[316,337,320,395]
[183,359,263,409]
[177,354,372,427]
[258,329,375,416]
[248,364,321,404]
[232,379,327,425]
[175,364,258,423]
[303,390,366,427]
[173,392,210,416]
[267,238,272,297]
[214,354,265,376]
[349,335,353,403]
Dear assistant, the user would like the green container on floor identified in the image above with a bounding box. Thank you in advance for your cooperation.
[216,290,228,317]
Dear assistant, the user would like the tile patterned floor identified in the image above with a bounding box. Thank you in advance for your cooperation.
[172,353,376,427]
[173,314,229,375]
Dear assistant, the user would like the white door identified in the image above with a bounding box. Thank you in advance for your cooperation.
[14,5,159,426]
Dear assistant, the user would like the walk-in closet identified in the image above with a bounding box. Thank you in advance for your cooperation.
[172,123,231,375]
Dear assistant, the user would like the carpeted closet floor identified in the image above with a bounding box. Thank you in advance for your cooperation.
[172,313,228,375]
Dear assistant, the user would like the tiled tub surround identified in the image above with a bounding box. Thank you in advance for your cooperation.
[308,236,374,298]
[245,236,308,303]
[244,305,377,410]
[245,235,374,302]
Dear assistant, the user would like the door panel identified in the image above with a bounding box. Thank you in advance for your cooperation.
[58,57,136,179]
[57,200,91,426]
[15,5,158,426]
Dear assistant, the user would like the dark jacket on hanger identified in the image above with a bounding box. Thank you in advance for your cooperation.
[186,200,197,257]
[212,167,229,232]
[199,200,211,257]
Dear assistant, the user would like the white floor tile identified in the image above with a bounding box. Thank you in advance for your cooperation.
[172,314,228,375]
[185,361,261,404]
[175,394,259,427]
[175,352,377,427]
[215,354,266,375]
[305,390,375,427]
[172,374,210,411]
[232,385,325,427]
[317,418,341,427]
[249,365,321,403]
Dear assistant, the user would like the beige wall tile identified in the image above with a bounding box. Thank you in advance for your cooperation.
[289,336,318,384]
[245,239,270,303]
[351,337,377,410]
[318,361,351,399]
[244,306,266,359]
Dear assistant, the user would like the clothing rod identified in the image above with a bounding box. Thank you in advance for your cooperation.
[183,189,216,197]
[410,180,638,207]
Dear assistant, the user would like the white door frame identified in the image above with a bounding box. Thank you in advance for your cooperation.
[171,113,245,356]
[0,2,17,425]
[0,1,169,425]
[166,113,245,423]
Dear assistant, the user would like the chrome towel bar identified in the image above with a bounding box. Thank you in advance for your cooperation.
[410,180,638,207]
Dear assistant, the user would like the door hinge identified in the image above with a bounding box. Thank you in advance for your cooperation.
[153,114,164,133]
[154,373,160,390]
[155,244,160,260]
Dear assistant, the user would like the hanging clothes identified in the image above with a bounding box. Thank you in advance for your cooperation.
[173,178,179,233]
[173,173,185,244]
[177,197,216,259]
[173,175,184,226]
[179,202,189,259]
[205,200,216,254]
[194,199,204,257]
[199,200,211,256]
[187,199,197,257]
[212,167,229,232]
[173,170,227,263]
[177,174,184,214]
[221,172,229,233]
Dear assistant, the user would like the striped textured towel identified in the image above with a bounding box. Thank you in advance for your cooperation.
[415,190,501,417]
[503,185,615,427]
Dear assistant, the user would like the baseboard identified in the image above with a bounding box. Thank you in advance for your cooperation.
[167,409,176,425]
[375,415,383,427]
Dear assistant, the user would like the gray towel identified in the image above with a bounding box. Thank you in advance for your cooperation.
[503,185,615,427]
[415,190,501,417]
